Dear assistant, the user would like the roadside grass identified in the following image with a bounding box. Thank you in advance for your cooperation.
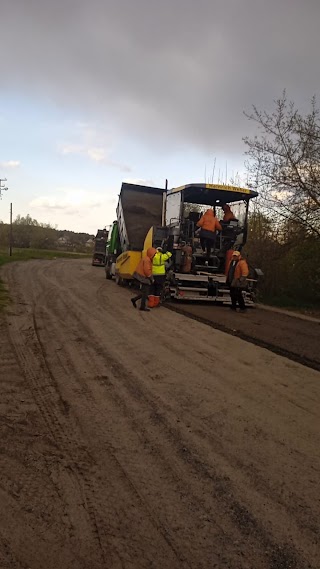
[262,294,320,318]
[0,248,91,310]
[0,248,90,267]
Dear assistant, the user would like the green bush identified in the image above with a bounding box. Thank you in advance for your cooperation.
[245,213,320,310]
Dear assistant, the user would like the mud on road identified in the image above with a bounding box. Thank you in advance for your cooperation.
[0,259,319,569]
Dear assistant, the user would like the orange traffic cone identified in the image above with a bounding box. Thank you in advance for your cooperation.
[148,295,155,308]
[153,296,160,307]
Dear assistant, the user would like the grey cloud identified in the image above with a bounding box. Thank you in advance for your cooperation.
[1,0,320,154]
[60,143,132,171]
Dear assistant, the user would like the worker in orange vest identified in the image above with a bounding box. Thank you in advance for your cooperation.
[181,242,193,273]
[131,247,157,312]
[196,209,222,257]
[226,250,249,312]
[222,204,237,222]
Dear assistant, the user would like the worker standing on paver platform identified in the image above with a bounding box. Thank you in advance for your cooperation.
[222,204,237,222]
[181,242,193,273]
[149,247,172,307]
[196,209,222,258]
[131,247,157,312]
[226,250,249,312]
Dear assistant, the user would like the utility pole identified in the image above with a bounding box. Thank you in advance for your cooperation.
[0,178,9,199]
[9,203,13,256]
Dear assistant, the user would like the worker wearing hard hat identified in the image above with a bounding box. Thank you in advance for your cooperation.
[226,250,249,312]
[222,204,237,223]
[131,247,157,312]
[196,209,222,257]
[149,246,172,307]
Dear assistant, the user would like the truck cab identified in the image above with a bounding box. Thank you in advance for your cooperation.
[105,221,121,280]
[92,229,108,266]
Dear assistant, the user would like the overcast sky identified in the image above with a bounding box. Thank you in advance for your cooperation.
[0,0,319,233]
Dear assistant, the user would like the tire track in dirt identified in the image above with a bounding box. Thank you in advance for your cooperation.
[3,264,262,567]
[3,266,183,569]
[28,287,203,568]
[28,263,317,569]
[39,262,320,564]
[62,282,320,540]
[0,324,69,567]
[1,259,319,569]
[3,296,121,567]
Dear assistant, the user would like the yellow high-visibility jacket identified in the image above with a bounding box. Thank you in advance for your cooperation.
[152,251,172,275]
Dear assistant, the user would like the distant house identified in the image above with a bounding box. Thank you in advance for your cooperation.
[57,236,68,246]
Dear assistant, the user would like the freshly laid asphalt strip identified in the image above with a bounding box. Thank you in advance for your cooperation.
[165,302,320,372]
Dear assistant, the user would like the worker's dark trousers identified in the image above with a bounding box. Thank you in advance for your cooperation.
[132,282,150,310]
[230,286,246,310]
[200,233,216,257]
[152,275,166,298]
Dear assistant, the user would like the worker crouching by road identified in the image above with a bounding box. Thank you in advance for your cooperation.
[149,247,173,307]
[226,250,249,313]
[131,247,157,312]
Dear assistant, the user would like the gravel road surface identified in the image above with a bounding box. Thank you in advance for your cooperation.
[0,259,319,569]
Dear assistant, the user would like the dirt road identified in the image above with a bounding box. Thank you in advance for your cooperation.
[0,259,319,569]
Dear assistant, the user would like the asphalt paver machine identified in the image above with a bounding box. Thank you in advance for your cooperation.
[163,183,259,303]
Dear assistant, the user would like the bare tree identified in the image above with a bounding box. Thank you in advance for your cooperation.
[244,92,320,238]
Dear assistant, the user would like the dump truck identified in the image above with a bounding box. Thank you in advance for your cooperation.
[108,181,260,304]
[92,228,108,266]
[105,182,166,283]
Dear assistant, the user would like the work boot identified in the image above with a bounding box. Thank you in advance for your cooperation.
[148,295,155,308]
[131,298,137,309]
